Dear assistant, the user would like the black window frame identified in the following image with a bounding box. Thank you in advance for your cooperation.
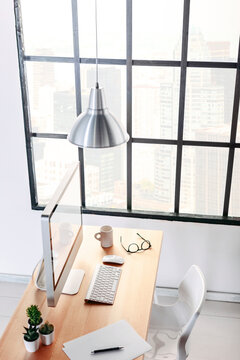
[14,0,240,225]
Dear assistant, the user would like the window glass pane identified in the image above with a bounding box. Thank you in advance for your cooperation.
[229,150,240,217]
[184,68,235,142]
[132,144,176,212]
[133,0,183,60]
[180,147,228,216]
[84,145,126,209]
[26,62,76,133]
[236,119,240,143]
[78,0,126,59]
[21,0,73,56]
[33,139,78,204]
[188,0,239,61]
[80,64,126,127]
[132,67,180,139]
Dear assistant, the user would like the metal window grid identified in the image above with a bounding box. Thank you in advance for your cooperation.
[14,0,240,225]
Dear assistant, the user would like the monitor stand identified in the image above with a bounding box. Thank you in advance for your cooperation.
[35,259,85,295]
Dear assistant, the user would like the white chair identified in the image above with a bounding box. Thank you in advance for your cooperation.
[145,265,206,360]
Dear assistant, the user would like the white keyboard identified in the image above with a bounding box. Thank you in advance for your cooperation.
[85,264,122,304]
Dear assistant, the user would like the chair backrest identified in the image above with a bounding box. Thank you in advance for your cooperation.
[177,265,206,360]
[179,265,206,315]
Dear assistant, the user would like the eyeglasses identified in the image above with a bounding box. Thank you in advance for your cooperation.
[120,233,151,253]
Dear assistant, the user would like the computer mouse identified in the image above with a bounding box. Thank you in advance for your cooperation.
[102,255,125,265]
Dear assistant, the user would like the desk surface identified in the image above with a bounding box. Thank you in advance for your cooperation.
[0,226,163,360]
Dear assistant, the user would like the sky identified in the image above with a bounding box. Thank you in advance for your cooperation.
[21,0,240,60]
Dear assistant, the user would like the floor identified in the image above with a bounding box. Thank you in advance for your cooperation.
[0,282,239,359]
[0,281,28,338]
[152,295,240,360]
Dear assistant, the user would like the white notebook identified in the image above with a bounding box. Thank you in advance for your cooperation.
[63,320,151,360]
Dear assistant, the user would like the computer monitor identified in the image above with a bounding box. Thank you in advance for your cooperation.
[38,162,84,307]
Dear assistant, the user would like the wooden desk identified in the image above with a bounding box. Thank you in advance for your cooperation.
[0,226,162,360]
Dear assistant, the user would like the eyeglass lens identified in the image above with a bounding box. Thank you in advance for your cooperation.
[120,234,151,253]
[141,241,150,250]
[128,243,139,253]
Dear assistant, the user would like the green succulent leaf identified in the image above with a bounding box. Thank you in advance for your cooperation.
[26,305,42,326]
[23,325,39,342]
[39,321,54,335]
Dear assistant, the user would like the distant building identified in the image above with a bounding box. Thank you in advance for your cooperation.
[86,66,122,120]
[194,125,240,216]
[54,90,76,133]
[83,66,124,206]
[85,165,100,195]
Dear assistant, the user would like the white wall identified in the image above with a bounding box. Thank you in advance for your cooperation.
[0,1,240,293]
[0,0,42,275]
[83,215,240,293]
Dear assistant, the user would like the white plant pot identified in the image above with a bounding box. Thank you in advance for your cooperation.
[23,336,40,352]
[40,330,54,345]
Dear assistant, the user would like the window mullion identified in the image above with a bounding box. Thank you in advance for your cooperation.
[223,39,240,216]
[14,0,38,208]
[174,0,190,213]
[126,0,132,211]
[71,0,86,207]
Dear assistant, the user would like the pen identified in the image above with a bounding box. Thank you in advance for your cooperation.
[91,346,124,354]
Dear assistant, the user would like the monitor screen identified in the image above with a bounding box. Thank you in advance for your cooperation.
[41,162,83,307]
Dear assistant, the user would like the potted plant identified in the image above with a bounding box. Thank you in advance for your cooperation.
[23,325,40,352]
[26,304,42,328]
[39,321,55,345]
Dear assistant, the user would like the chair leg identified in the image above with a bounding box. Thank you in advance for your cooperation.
[177,338,187,360]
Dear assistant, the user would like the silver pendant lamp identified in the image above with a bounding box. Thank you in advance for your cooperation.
[68,0,129,148]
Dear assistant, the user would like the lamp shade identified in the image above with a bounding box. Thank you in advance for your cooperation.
[68,87,129,148]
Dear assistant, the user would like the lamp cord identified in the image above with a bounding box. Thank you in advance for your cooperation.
[95,0,99,88]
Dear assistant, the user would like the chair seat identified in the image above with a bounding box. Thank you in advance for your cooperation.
[149,302,192,332]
